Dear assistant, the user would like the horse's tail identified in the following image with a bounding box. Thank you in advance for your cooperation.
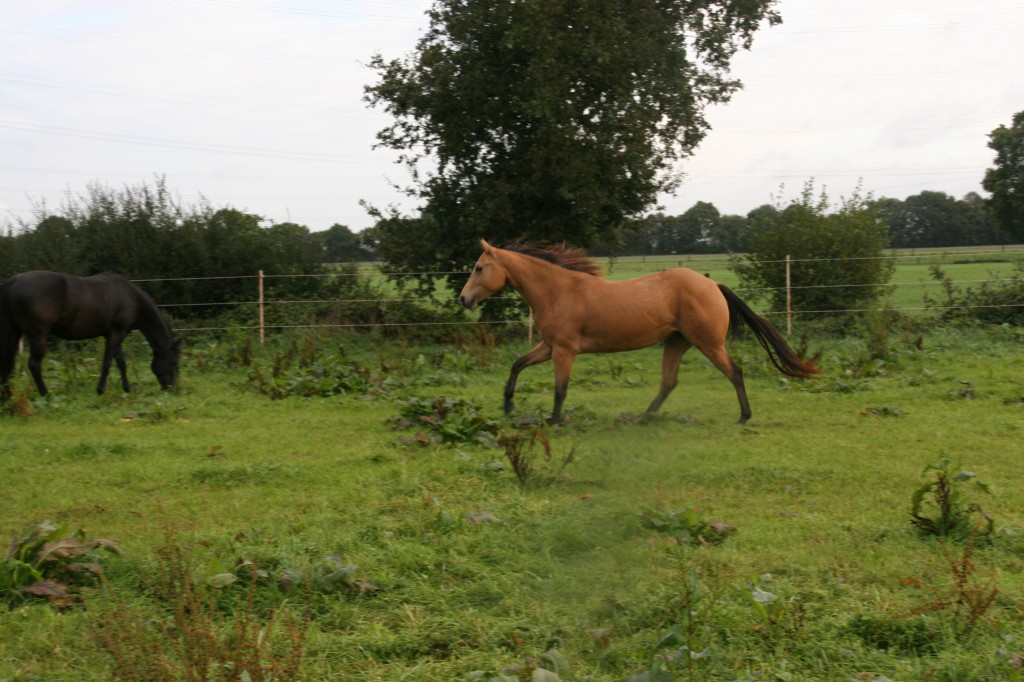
[719,284,820,379]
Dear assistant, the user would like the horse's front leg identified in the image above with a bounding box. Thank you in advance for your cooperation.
[504,342,552,415]
[548,346,577,425]
[98,334,129,395]
[646,334,691,413]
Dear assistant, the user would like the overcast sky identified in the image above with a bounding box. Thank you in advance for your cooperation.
[2,1,1022,234]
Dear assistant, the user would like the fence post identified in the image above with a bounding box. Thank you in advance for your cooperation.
[258,270,265,345]
[785,255,792,336]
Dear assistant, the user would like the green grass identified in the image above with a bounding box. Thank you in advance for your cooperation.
[1,323,1023,680]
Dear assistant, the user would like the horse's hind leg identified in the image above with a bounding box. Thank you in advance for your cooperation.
[504,342,552,415]
[701,345,752,424]
[646,333,691,413]
[25,335,49,397]
[0,332,21,401]
[114,347,131,392]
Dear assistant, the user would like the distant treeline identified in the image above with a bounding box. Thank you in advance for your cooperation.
[610,191,1010,256]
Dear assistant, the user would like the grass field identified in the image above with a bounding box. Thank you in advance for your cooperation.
[2,318,1023,680]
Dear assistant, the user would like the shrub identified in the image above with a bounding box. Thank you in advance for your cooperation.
[924,261,1024,325]
[732,181,894,322]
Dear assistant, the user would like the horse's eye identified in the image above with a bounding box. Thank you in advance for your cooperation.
[474,265,483,273]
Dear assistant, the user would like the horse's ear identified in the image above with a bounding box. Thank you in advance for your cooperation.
[480,239,494,253]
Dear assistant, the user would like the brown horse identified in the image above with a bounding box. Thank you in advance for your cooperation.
[458,240,819,425]
[0,270,179,399]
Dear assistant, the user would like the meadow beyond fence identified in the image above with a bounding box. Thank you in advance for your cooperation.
[135,245,1024,336]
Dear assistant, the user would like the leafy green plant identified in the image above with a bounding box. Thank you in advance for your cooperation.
[911,455,993,540]
[391,395,500,446]
[249,357,373,399]
[2,519,122,608]
[742,575,800,640]
[628,569,718,682]
[638,507,735,546]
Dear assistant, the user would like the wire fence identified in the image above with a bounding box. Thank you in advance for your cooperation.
[135,247,1023,335]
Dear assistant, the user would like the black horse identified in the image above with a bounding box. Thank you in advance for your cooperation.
[0,270,180,398]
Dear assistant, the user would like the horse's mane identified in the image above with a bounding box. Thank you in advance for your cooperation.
[499,242,602,276]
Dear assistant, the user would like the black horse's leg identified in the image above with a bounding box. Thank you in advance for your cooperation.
[548,346,577,425]
[97,333,128,395]
[114,347,131,392]
[25,335,49,397]
[504,342,552,415]
[0,332,20,402]
[646,334,691,413]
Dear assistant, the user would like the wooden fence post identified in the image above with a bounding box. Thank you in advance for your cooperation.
[785,255,792,336]
[258,270,265,345]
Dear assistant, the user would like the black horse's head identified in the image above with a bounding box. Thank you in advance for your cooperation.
[152,339,181,390]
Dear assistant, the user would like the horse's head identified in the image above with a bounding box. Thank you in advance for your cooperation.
[152,338,181,390]
[458,240,507,310]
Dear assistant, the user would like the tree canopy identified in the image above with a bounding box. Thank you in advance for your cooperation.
[365,0,780,296]
[982,110,1024,241]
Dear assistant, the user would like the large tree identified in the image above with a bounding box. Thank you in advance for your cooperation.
[365,0,780,299]
[982,110,1024,241]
